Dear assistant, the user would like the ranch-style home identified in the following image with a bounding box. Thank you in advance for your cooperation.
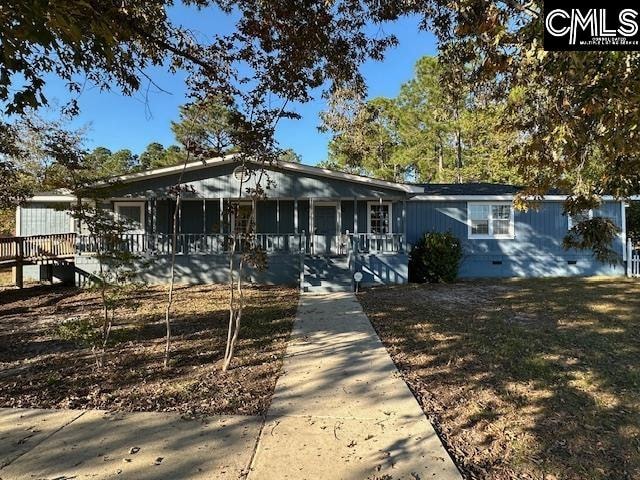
[11,156,628,291]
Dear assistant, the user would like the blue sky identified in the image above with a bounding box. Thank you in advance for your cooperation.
[42,8,438,166]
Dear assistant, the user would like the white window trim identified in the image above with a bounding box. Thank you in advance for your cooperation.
[114,201,146,233]
[467,202,515,240]
[567,209,593,230]
[367,201,393,235]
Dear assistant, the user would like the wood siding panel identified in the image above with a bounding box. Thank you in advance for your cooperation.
[20,203,72,235]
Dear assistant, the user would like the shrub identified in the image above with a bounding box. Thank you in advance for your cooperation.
[55,317,101,349]
[409,231,463,283]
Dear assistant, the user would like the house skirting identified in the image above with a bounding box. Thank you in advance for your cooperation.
[74,253,302,286]
[458,254,625,278]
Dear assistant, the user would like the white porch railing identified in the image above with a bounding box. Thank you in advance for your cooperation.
[349,233,405,254]
[627,239,640,277]
[76,233,405,256]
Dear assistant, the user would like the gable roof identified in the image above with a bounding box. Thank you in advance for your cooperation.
[98,154,416,193]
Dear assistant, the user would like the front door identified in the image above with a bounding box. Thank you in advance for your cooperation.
[314,204,337,254]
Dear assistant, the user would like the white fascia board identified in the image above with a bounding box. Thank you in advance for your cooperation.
[95,153,414,193]
[410,194,620,201]
[93,154,239,186]
[274,160,417,193]
[27,195,77,202]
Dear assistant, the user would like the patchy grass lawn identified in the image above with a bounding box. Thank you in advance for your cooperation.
[0,284,298,416]
[359,277,640,480]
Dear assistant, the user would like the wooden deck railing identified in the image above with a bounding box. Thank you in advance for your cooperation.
[0,233,76,263]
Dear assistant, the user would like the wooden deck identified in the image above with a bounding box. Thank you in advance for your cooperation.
[0,234,76,287]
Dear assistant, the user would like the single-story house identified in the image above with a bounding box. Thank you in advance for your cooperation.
[15,156,628,290]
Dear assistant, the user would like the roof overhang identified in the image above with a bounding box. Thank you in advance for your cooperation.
[87,154,416,193]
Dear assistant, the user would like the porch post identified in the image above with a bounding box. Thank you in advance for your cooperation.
[146,200,152,233]
[219,197,224,233]
[177,198,182,234]
[309,198,314,254]
[276,199,280,235]
[252,197,257,232]
[402,199,407,252]
[202,198,206,234]
[294,199,299,234]
[337,200,342,234]
[353,197,358,234]
[152,198,158,234]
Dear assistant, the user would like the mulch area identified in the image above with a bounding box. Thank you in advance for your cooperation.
[359,278,640,480]
[0,284,298,416]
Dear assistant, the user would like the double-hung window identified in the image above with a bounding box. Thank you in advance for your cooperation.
[467,202,514,239]
[114,202,145,233]
[368,202,392,234]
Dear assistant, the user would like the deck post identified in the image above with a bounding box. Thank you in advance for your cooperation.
[276,199,280,235]
[15,238,23,289]
[294,199,298,234]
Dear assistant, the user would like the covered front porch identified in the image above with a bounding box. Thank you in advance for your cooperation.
[85,197,407,256]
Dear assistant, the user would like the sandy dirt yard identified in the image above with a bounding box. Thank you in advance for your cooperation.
[0,283,298,416]
[359,277,640,480]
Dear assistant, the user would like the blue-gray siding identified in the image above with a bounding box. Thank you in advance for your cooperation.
[20,202,73,235]
[406,200,625,277]
[75,253,300,286]
[106,162,406,199]
[19,202,73,281]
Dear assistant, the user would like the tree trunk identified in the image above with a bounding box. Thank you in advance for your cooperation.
[455,128,462,183]
[163,148,192,369]
[437,137,444,182]
[223,254,244,372]
[163,194,181,368]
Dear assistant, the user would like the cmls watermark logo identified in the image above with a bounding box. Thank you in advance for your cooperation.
[543,3,640,51]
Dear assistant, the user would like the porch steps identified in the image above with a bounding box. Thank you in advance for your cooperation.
[303,256,353,293]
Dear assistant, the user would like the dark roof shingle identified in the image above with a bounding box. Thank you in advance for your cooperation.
[417,183,523,195]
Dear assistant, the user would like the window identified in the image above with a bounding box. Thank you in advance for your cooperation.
[467,203,514,239]
[114,202,145,233]
[233,165,251,183]
[567,209,593,229]
[368,202,392,234]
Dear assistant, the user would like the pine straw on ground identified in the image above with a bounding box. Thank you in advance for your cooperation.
[359,278,640,480]
[0,284,298,416]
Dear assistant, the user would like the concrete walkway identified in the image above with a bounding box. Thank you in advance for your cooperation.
[0,408,261,479]
[248,292,461,480]
[0,292,460,480]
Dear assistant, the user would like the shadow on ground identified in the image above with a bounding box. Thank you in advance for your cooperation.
[0,284,297,416]
[359,277,640,480]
